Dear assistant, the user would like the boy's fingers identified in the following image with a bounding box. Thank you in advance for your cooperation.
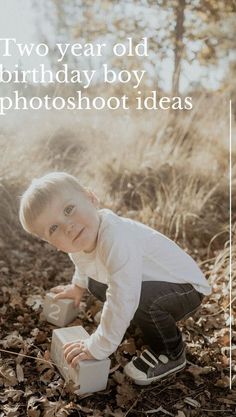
[53,291,72,300]
[74,298,81,308]
[53,294,80,307]
[71,357,79,367]
[64,341,82,356]
[71,352,87,367]
[65,346,81,363]
[50,285,67,293]
[79,352,89,360]
[63,341,78,349]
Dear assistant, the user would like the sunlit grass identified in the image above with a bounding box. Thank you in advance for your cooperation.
[0,92,235,284]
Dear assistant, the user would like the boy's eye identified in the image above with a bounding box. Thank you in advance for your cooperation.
[64,204,74,215]
[49,224,58,235]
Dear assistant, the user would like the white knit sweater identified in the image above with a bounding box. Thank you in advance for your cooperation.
[69,209,211,360]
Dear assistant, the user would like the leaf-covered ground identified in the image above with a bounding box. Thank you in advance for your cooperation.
[0,229,235,417]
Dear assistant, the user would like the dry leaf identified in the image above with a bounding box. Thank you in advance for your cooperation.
[175,412,186,417]
[146,406,174,415]
[119,338,137,355]
[26,295,44,311]
[44,350,51,361]
[16,363,24,382]
[3,404,20,417]
[9,293,23,308]
[215,375,230,388]
[43,400,69,417]
[0,388,24,402]
[184,397,201,408]
[116,382,137,408]
[1,331,25,349]
[27,396,45,417]
[217,397,236,405]
[112,370,125,385]
[0,363,18,386]
[187,364,214,378]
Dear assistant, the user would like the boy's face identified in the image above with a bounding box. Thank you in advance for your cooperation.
[32,188,100,253]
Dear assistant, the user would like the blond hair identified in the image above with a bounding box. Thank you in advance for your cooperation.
[19,172,85,235]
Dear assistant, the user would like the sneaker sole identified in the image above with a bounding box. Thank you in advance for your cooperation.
[131,360,186,386]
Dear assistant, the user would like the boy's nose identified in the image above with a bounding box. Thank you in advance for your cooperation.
[65,223,74,236]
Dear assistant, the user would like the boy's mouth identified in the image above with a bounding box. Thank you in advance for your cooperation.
[73,227,85,242]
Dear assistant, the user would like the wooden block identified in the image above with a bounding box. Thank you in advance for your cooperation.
[43,292,79,326]
[51,326,111,395]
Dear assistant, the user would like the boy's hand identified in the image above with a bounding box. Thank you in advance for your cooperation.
[50,284,86,307]
[64,340,95,367]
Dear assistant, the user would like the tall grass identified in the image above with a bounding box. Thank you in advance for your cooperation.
[0,92,235,266]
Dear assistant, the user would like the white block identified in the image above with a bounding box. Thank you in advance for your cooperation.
[51,326,111,394]
[43,292,79,326]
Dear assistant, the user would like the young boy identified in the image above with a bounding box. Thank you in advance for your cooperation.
[19,171,211,385]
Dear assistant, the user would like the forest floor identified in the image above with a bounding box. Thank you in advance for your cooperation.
[0,229,235,417]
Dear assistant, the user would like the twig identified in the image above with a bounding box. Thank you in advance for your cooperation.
[124,397,140,417]
[124,379,177,417]
[141,376,176,393]
[0,347,84,386]
[201,409,233,413]
[166,388,205,407]
[203,296,236,318]
[145,407,174,416]
[0,347,56,366]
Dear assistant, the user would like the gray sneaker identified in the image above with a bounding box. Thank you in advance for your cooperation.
[123,348,186,385]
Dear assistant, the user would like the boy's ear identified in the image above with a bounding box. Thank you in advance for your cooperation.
[85,189,100,208]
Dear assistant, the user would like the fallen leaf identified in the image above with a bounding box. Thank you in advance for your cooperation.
[116,382,137,408]
[215,375,230,388]
[43,400,70,417]
[3,404,20,417]
[186,364,214,381]
[184,397,201,408]
[9,293,23,308]
[27,396,43,417]
[112,370,125,385]
[217,398,236,405]
[26,295,44,311]
[16,363,24,382]
[1,331,25,349]
[175,412,186,417]
[0,388,24,402]
[0,363,18,386]
[146,406,174,415]
[119,338,137,355]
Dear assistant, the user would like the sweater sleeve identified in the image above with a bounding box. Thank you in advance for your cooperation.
[68,253,88,289]
[71,266,88,289]
[84,224,142,360]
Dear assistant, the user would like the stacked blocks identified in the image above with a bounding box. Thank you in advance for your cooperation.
[51,326,111,394]
[43,292,79,326]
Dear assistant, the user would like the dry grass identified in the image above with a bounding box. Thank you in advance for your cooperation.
[0,91,235,271]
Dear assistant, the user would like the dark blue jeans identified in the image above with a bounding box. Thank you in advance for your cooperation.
[88,278,204,360]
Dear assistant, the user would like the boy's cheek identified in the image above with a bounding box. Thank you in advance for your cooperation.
[52,241,72,253]
[46,236,63,250]
[44,239,58,249]
[43,234,73,252]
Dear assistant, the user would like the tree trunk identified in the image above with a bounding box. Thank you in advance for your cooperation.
[172,0,186,96]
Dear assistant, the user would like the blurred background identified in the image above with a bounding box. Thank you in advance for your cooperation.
[0,0,236,94]
[0,1,236,412]
[0,0,235,251]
